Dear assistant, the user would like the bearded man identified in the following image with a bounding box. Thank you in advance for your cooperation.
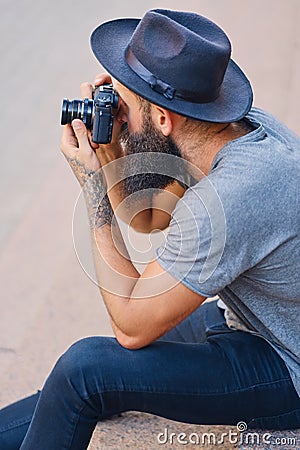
[0,9,299,450]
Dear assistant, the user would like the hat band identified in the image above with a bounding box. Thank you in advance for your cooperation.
[125,46,218,103]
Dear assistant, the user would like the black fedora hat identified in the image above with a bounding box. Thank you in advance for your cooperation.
[91,9,253,123]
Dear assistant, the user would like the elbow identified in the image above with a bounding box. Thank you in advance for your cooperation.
[129,218,152,234]
[130,225,151,234]
[116,332,150,350]
[130,222,166,234]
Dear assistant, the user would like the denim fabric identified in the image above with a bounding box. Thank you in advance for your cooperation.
[0,301,299,450]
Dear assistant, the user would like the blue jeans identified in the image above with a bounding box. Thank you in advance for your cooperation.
[0,300,299,449]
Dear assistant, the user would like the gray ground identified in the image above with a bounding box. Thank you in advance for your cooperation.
[0,0,299,449]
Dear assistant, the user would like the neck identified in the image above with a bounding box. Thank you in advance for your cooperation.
[174,119,251,176]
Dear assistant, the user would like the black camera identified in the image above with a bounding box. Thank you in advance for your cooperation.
[60,83,119,144]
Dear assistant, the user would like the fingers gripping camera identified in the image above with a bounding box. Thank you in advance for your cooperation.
[61,83,119,144]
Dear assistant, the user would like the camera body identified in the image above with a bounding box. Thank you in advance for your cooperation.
[61,84,119,144]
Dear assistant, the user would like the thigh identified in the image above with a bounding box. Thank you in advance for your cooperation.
[48,333,300,429]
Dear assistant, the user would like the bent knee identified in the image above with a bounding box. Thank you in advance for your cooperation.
[45,337,120,391]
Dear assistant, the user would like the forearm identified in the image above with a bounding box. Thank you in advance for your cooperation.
[82,169,142,337]
[90,223,139,333]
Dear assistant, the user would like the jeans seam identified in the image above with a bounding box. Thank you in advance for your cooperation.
[85,376,292,397]
[64,405,90,450]
[0,414,32,432]
[248,406,300,428]
[67,393,102,450]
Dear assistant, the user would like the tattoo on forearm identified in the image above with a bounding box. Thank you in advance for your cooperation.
[66,156,113,229]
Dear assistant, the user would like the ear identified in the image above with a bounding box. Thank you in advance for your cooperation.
[151,105,174,137]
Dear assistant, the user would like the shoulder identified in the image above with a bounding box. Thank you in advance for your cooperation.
[248,107,300,150]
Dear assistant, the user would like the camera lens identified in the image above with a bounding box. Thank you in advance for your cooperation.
[61,98,94,129]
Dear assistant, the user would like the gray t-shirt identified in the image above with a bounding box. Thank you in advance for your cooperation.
[156,107,300,396]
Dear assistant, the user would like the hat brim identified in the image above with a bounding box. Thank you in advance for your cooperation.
[90,18,253,123]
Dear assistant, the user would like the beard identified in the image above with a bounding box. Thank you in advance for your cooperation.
[119,110,184,198]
